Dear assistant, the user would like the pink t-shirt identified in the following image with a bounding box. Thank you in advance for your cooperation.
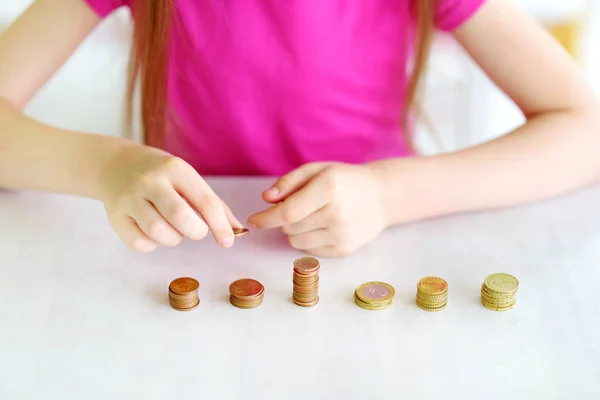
[85,0,485,176]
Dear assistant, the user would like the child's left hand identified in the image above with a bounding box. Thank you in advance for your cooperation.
[247,162,388,257]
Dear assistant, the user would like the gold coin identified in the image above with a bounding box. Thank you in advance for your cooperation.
[481,298,516,311]
[480,291,515,302]
[356,282,395,304]
[417,277,448,295]
[480,284,515,298]
[355,298,392,310]
[417,302,447,312]
[416,293,448,303]
[354,292,392,310]
[484,273,519,294]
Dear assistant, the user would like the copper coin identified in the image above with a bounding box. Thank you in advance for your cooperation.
[232,227,249,237]
[230,296,263,309]
[170,297,199,306]
[170,299,200,311]
[229,279,264,298]
[169,277,199,294]
[168,289,197,299]
[293,297,319,307]
[293,256,320,273]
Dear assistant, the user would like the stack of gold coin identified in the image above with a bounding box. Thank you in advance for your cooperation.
[481,273,519,311]
[354,281,395,310]
[168,277,200,311]
[416,277,448,312]
[292,256,320,307]
[229,278,264,309]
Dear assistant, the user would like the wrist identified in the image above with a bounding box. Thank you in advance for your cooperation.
[79,134,139,201]
[367,157,452,227]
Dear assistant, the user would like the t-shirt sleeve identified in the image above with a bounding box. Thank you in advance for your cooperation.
[83,0,130,18]
[434,0,487,32]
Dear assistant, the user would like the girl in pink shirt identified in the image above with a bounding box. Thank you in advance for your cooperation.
[0,0,598,256]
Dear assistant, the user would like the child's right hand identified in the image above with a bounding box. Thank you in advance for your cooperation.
[99,145,242,252]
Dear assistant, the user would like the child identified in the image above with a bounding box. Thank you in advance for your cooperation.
[0,0,598,257]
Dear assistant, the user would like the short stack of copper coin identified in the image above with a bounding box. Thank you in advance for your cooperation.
[292,256,320,307]
[169,277,200,311]
[229,278,264,309]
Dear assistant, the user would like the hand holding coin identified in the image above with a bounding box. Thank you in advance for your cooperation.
[246,162,388,257]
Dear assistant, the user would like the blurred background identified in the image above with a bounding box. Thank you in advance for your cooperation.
[0,0,598,155]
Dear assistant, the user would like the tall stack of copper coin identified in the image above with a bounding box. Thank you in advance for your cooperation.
[168,277,200,311]
[229,278,265,309]
[292,256,320,307]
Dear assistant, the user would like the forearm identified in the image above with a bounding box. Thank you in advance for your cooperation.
[0,98,135,200]
[372,109,600,226]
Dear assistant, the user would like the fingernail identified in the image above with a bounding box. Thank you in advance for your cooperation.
[247,221,257,230]
[222,235,234,248]
[266,187,279,197]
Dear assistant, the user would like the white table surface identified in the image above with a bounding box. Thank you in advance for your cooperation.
[1,178,600,399]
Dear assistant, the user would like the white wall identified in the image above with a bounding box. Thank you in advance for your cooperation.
[0,1,135,138]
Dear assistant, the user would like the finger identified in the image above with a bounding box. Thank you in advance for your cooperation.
[248,174,330,229]
[282,208,329,235]
[146,186,209,240]
[131,200,183,247]
[287,229,333,251]
[108,215,157,252]
[262,163,329,203]
[168,160,234,247]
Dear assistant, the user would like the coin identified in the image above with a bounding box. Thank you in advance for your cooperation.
[354,291,393,310]
[169,299,200,311]
[356,282,395,304]
[168,277,200,311]
[229,278,265,309]
[232,227,249,237]
[417,277,448,295]
[293,256,320,273]
[416,276,448,312]
[354,282,395,310]
[293,297,319,307]
[481,298,517,311]
[169,277,199,294]
[292,257,320,307]
[229,279,264,298]
[417,302,447,312]
[484,273,519,293]
[481,273,519,312]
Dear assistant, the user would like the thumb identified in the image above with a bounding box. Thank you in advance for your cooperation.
[262,162,330,203]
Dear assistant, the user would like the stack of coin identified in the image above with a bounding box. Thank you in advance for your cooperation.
[416,277,448,312]
[292,256,320,307]
[229,278,264,309]
[481,273,519,311]
[354,281,395,310]
[168,277,200,311]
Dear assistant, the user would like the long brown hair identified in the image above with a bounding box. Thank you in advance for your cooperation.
[126,1,435,150]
